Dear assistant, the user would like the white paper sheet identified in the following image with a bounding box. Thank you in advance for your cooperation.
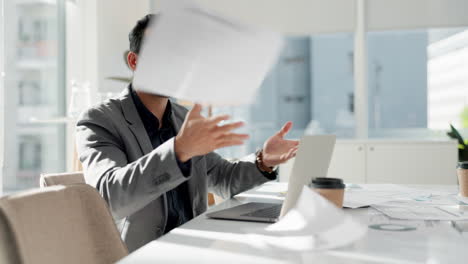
[344,184,452,209]
[133,0,283,105]
[372,203,468,221]
[245,186,367,251]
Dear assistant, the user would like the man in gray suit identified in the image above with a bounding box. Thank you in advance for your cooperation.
[76,14,299,252]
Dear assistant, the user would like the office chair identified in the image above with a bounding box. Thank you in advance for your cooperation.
[0,185,128,264]
[39,171,85,187]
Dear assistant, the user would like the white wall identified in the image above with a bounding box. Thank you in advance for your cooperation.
[367,0,468,31]
[67,0,150,97]
[186,0,468,35]
[96,0,150,93]
[193,0,355,35]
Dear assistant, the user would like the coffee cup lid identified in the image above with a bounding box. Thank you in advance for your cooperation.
[311,177,345,189]
[458,162,468,169]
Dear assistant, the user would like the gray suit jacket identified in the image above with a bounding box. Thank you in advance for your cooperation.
[75,87,270,252]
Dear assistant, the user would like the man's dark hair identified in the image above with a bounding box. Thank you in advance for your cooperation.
[128,14,157,54]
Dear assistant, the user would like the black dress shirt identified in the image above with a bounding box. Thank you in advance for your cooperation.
[130,88,193,234]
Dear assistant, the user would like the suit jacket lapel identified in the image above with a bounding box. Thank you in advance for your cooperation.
[169,106,183,134]
[169,103,207,214]
[120,86,153,155]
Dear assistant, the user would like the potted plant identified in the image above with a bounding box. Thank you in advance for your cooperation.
[447,124,468,162]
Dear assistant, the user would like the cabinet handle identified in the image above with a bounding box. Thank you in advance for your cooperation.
[369,147,374,151]
[358,146,363,151]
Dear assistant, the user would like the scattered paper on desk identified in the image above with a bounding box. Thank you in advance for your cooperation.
[372,202,468,221]
[246,186,367,251]
[133,0,283,105]
[344,184,452,209]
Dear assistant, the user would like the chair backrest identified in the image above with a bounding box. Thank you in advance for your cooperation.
[0,185,128,264]
[40,172,85,187]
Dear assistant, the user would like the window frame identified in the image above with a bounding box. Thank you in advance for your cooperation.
[0,0,5,194]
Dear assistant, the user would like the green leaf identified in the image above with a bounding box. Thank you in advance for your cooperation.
[447,124,466,146]
[461,106,468,128]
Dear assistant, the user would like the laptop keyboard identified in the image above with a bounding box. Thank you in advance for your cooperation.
[241,204,282,218]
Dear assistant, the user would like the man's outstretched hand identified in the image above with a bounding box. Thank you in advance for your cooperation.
[175,104,249,162]
[262,121,299,167]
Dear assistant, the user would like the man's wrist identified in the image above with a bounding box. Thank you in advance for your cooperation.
[255,149,276,173]
[174,136,192,162]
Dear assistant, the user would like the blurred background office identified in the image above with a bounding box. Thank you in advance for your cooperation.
[1,0,468,194]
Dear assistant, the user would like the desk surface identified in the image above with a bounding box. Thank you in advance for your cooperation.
[119,183,468,264]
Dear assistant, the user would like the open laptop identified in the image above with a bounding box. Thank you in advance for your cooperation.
[206,135,336,223]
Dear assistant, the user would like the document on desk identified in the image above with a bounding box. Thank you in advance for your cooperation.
[133,0,283,106]
[246,186,367,251]
[372,201,468,221]
[344,184,452,209]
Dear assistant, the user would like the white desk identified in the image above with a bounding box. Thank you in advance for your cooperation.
[119,183,468,264]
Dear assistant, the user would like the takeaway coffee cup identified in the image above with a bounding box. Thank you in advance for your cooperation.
[458,162,468,197]
[311,177,345,208]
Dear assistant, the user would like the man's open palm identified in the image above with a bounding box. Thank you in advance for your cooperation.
[262,121,299,167]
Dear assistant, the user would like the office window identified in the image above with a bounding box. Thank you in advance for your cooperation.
[367,28,468,139]
[2,0,66,194]
[18,135,42,173]
[218,29,468,158]
[309,33,355,138]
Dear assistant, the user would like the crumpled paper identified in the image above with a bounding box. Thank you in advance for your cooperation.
[245,186,367,251]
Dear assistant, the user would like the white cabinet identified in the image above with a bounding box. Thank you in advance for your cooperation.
[328,142,366,183]
[365,142,457,184]
[279,140,458,184]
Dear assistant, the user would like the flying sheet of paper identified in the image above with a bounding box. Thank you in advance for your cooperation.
[245,186,367,251]
[133,0,283,105]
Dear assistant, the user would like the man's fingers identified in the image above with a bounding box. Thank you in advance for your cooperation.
[279,147,298,163]
[277,121,293,138]
[208,114,231,125]
[288,140,300,147]
[188,103,203,118]
[216,140,245,149]
[217,133,249,141]
[214,121,244,134]
[282,139,299,149]
[287,147,298,159]
[214,133,249,147]
[291,151,297,158]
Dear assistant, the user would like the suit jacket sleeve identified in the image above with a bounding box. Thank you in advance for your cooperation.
[75,108,190,220]
[205,151,271,199]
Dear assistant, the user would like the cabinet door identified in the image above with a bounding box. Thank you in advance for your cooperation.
[327,143,366,183]
[279,143,366,183]
[366,143,458,184]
